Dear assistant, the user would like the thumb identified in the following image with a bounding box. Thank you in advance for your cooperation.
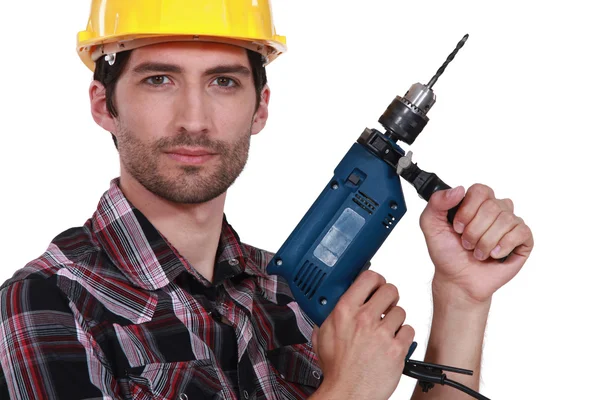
[421,186,465,228]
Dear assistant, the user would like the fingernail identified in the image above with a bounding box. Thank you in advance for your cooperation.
[462,238,473,250]
[474,249,484,260]
[491,245,501,257]
[455,222,464,234]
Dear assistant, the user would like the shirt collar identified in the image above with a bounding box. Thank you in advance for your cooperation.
[91,178,268,291]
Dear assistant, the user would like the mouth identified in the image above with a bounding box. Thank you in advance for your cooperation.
[164,147,218,165]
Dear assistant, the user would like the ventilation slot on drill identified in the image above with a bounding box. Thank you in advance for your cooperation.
[382,214,396,229]
[353,191,379,215]
[294,260,326,300]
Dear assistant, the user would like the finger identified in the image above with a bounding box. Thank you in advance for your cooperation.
[363,283,399,321]
[420,186,465,231]
[380,306,407,335]
[339,270,386,309]
[461,198,509,251]
[483,223,534,286]
[453,184,495,234]
[493,221,534,260]
[500,198,514,213]
[474,212,523,261]
[394,324,415,347]
[425,186,466,214]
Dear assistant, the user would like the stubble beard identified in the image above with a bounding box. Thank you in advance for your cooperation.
[118,125,252,204]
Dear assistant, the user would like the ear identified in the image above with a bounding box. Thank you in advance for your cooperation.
[250,84,270,135]
[89,81,117,133]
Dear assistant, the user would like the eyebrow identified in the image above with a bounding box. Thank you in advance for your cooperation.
[132,62,183,75]
[131,62,251,77]
[203,64,252,76]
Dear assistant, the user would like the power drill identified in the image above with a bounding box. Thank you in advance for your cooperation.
[267,35,492,399]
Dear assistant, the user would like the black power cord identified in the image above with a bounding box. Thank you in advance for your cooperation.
[403,343,491,400]
[444,379,491,400]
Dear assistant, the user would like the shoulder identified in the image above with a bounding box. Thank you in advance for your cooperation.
[0,219,146,329]
[0,274,73,322]
[1,221,101,305]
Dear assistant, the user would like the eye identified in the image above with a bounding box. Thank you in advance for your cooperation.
[144,75,172,86]
[211,77,237,88]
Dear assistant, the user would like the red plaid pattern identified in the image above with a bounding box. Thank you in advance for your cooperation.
[0,179,321,399]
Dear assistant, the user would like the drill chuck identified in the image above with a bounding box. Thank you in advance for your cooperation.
[379,34,468,145]
[378,83,436,145]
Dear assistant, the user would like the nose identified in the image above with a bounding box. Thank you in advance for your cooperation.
[174,85,212,135]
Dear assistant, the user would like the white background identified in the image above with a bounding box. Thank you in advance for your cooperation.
[1,0,599,398]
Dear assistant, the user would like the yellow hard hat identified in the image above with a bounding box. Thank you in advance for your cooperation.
[77,0,287,71]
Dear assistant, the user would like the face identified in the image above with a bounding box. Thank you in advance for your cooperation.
[92,42,269,204]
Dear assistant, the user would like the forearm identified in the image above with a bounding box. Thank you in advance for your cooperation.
[411,280,491,400]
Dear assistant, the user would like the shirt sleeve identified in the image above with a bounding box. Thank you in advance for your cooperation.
[0,276,118,400]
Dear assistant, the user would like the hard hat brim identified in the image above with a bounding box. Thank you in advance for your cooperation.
[78,33,287,71]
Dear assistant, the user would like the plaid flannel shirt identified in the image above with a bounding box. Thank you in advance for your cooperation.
[0,179,321,400]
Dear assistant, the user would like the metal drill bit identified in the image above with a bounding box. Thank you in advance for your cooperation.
[426,34,469,89]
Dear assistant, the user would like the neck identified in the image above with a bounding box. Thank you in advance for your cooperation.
[119,173,225,283]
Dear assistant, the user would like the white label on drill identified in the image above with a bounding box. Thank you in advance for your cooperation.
[314,208,365,267]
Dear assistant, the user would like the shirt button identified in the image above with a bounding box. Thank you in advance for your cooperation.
[312,370,322,380]
[229,259,239,266]
[243,390,249,399]
[179,394,188,400]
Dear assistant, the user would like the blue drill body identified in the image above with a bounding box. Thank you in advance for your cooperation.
[266,138,408,326]
[265,34,493,400]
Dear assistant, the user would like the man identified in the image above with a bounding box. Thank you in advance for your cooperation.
[0,0,533,399]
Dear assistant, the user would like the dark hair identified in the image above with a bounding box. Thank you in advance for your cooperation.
[93,48,268,147]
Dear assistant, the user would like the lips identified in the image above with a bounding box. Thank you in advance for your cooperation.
[164,147,217,165]
[165,147,216,156]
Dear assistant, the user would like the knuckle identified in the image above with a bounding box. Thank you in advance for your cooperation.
[502,222,531,246]
[521,223,533,239]
[525,225,534,246]
[394,306,407,322]
[470,183,494,198]
[498,210,516,225]
[333,299,352,319]
[355,308,373,328]
[469,183,486,193]
[382,283,399,301]
[395,325,415,351]
[362,270,385,286]
[403,324,416,340]
[482,198,502,215]
[503,197,514,210]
